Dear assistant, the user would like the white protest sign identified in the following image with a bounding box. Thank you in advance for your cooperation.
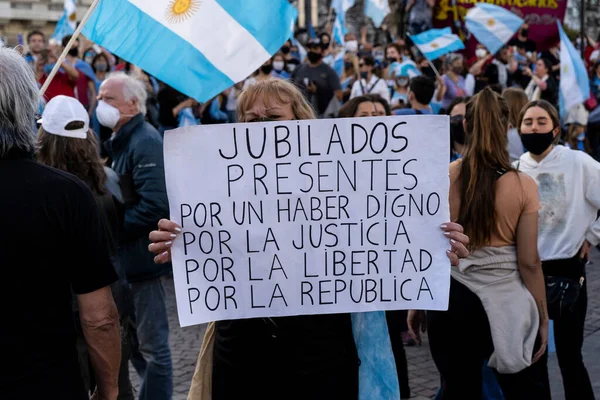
[164,116,450,327]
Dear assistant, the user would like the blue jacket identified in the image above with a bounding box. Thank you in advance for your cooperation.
[105,114,171,282]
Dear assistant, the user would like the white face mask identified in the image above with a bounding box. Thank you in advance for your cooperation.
[345,40,358,53]
[287,64,297,72]
[475,48,487,59]
[96,100,121,129]
[273,61,285,71]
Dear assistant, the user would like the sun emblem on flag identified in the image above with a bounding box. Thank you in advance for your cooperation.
[165,0,200,24]
[487,18,496,27]
[68,12,77,22]
[431,42,439,49]
[563,65,568,74]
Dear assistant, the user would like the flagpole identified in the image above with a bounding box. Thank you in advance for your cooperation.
[426,58,442,79]
[580,0,585,60]
[40,0,100,99]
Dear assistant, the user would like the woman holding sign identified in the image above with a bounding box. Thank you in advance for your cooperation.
[409,88,550,399]
[148,79,470,400]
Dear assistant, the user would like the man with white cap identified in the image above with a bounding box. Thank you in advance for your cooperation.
[97,72,172,399]
[0,47,121,399]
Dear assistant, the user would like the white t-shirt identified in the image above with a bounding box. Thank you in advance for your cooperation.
[515,145,600,261]
[350,75,391,104]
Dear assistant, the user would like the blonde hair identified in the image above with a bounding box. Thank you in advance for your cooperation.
[502,88,528,129]
[236,79,315,121]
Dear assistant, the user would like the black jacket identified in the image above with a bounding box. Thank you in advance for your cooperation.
[105,114,171,282]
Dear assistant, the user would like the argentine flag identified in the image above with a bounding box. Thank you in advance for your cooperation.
[52,0,77,41]
[331,0,355,32]
[364,0,390,28]
[465,3,523,55]
[558,21,589,117]
[409,28,465,61]
[333,14,345,46]
[83,0,297,102]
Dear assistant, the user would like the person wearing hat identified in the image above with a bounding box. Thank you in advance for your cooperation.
[291,37,343,118]
[0,47,120,400]
[37,95,135,400]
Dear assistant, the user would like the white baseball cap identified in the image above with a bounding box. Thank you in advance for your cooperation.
[38,95,89,139]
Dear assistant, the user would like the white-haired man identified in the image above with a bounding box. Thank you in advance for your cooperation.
[0,48,121,399]
[97,72,172,400]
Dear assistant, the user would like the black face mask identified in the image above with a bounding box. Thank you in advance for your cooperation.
[260,65,273,74]
[344,61,353,70]
[450,115,466,145]
[421,66,436,79]
[521,29,529,37]
[520,131,555,155]
[321,42,330,50]
[281,46,291,54]
[68,47,79,57]
[307,51,322,63]
[387,57,398,64]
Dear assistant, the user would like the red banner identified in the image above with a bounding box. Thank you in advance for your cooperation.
[433,0,568,52]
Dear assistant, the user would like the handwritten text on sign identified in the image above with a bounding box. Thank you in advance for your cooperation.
[164,116,450,327]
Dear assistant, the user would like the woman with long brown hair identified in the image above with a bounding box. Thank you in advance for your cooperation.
[409,87,549,399]
[36,95,133,400]
[147,79,470,399]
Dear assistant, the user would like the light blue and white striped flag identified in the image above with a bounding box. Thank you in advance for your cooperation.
[465,3,523,55]
[409,28,465,61]
[333,14,345,46]
[83,0,297,102]
[331,0,355,32]
[52,0,77,41]
[558,21,590,117]
[364,0,390,28]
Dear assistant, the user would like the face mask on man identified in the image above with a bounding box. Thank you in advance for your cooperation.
[521,28,529,37]
[520,131,555,155]
[396,77,410,87]
[43,63,55,76]
[281,46,291,54]
[94,62,108,72]
[272,61,285,71]
[475,48,487,59]
[360,71,369,79]
[96,100,122,129]
[345,40,358,53]
[260,65,273,74]
[68,47,79,57]
[307,51,322,63]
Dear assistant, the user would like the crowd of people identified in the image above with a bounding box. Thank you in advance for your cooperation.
[2,13,599,400]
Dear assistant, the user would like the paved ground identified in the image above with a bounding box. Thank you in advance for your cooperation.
[130,247,600,399]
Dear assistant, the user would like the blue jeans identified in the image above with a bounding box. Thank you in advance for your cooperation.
[130,278,173,400]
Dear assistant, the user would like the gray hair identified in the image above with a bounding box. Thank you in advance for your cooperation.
[445,53,464,69]
[105,71,148,116]
[0,47,39,158]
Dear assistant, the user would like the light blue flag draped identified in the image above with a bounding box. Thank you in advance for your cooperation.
[409,27,465,61]
[558,21,589,119]
[83,0,297,102]
[351,312,400,400]
[333,14,345,46]
[364,0,390,28]
[465,3,523,55]
[52,0,77,41]
[333,48,345,76]
[292,37,307,63]
[331,0,355,34]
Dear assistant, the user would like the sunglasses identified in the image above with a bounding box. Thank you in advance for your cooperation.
[359,63,366,67]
